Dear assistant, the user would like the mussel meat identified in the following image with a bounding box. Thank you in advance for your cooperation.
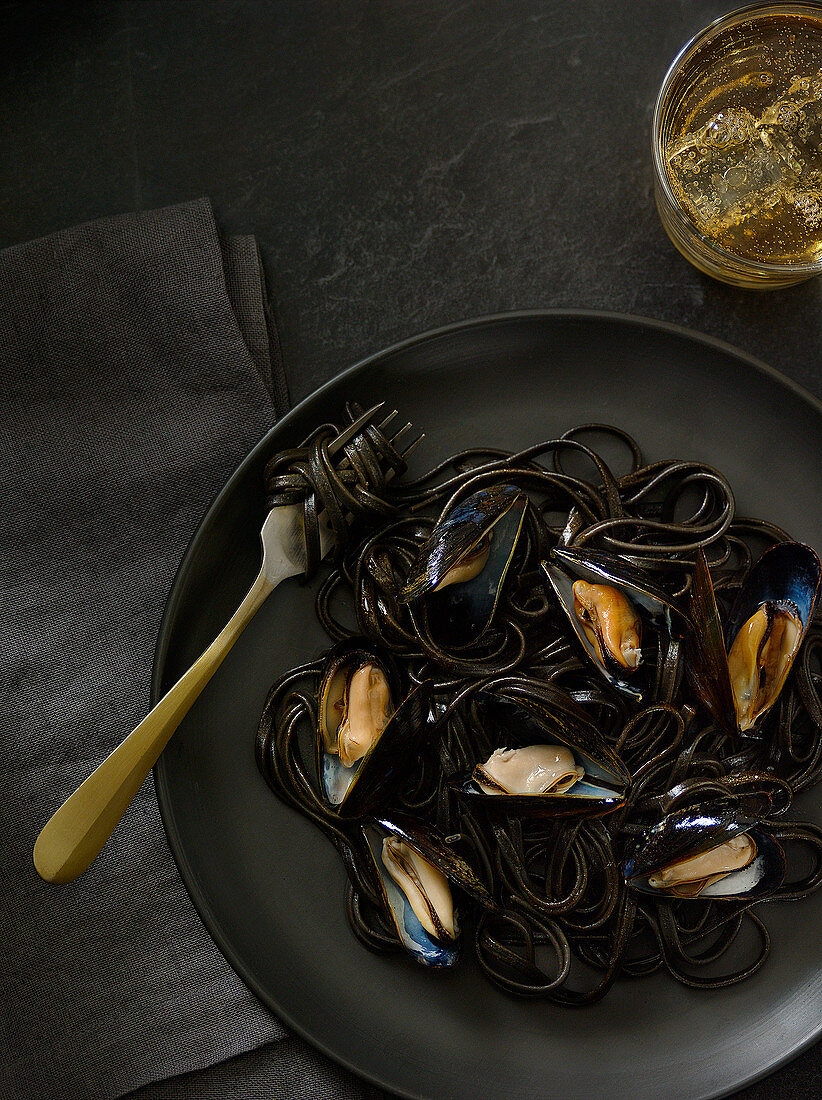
[474,745,584,796]
[317,641,432,817]
[433,535,492,591]
[322,660,393,767]
[727,603,802,732]
[623,802,786,901]
[647,833,756,898]
[572,580,642,671]
[400,484,527,643]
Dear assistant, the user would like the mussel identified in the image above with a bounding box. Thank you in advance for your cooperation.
[726,542,820,731]
[658,771,793,819]
[687,543,821,735]
[317,641,432,817]
[623,803,786,900]
[542,546,683,701]
[449,684,630,818]
[363,814,494,967]
[400,484,527,644]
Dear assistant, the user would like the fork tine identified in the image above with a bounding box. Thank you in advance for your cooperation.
[329,405,421,490]
[384,432,424,484]
[399,432,425,463]
[327,402,384,457]
[389,421,413,448]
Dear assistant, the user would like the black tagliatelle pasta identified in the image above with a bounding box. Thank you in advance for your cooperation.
[255,414,822,1003]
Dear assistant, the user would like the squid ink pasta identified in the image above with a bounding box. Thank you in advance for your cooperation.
[255,407,822,1003]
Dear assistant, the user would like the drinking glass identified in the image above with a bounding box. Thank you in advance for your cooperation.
[653,2,822,287]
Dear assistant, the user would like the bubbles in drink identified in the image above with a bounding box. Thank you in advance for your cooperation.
[667,107,786,226]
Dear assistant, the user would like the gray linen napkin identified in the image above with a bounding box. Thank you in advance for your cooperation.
[126,1039,388,1100]
[0,198,290,1100]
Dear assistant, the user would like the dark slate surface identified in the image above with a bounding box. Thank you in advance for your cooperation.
[2,1,819,1097]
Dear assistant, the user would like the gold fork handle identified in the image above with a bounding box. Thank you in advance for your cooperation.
[33,569,275,884]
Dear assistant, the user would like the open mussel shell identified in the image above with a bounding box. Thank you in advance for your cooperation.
[721,772,792,816]
[659,771,792,818]
[727,542,820,644]
[449,686,630,819]
[623,803,786,901]
[316,641,432,818]
[688,542,821,736]
[684,549,738,739]
[400,484,527,643]
[542,546,684,702]
[363,815,493,968]
[724,541,821,732]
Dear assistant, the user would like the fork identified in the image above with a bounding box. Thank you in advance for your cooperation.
[33,403,422,884]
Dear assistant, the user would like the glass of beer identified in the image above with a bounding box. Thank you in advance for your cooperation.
[653,2,822,287]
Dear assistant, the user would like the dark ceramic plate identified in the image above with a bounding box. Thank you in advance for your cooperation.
[154,312,822,1100]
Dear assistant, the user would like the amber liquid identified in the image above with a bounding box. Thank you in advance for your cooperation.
[664,12,822,265]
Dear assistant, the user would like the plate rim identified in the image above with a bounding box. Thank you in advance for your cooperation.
[153,308,822,1099]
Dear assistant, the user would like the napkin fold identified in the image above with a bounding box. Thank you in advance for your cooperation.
[0,198,290,1099]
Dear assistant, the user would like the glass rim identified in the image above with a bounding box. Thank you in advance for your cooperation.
[652,0,822,277]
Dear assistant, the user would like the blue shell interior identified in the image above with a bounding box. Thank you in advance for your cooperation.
[726,542,821,650]
[321,753,359,807]
[469,775,620,801]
